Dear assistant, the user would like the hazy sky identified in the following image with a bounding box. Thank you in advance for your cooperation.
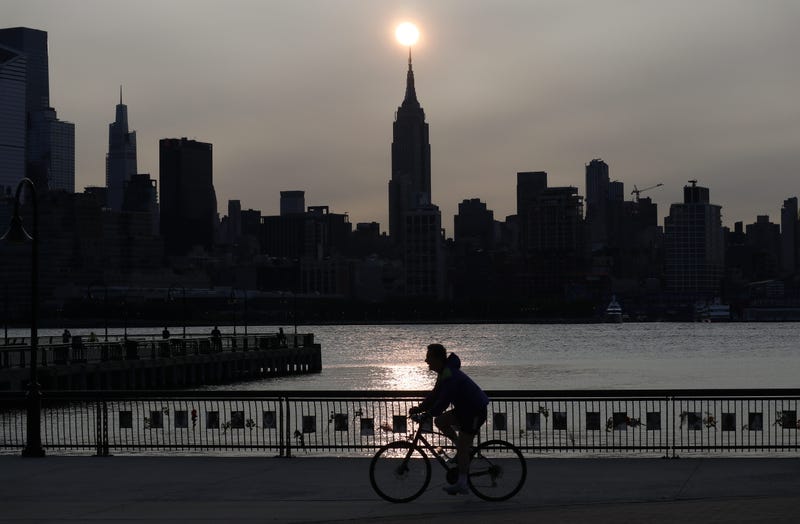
[5,0,800,233]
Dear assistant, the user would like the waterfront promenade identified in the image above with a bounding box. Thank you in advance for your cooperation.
[1,456,797,523]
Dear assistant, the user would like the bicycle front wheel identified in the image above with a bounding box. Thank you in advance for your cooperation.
[369,441,431,503]
[468,439,527,501]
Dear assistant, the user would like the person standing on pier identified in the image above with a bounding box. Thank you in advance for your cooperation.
[162,327,170,340]
[409,343,489,496]
[211,326,222,350]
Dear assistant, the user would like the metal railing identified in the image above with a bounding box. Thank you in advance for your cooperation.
[0,333,314,370]
[1,389,798,457]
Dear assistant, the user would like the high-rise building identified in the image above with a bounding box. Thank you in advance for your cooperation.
[0,28,48,112]
[608,180,624,202]
[387,52,444,298]
[0,41,26,196]
[388,52,431,245]
[122,173,159,236]
[261,204,351,260]
[585,158,610,251]
[516,171,547,217]
[404,204,445,299]
[159,138,217,256]
[106,88,137,210]
[0,27,74,192]
[280,190,305,216]
[228,199,242,238]
[516,171,548,255]
[522,186,585,294]
[745,215,781,280]
[780,197,798,276]
[454,198,495,252]
[664,181,724,298]
[28,107,74,192]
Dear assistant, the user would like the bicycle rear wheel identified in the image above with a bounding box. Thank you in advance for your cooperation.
[369,441,431,503]
[468,439,526,501]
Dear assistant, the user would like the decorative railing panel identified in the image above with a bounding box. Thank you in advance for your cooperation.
[1,390,798,457]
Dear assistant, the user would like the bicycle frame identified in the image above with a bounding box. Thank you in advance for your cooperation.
[403,420,454,472]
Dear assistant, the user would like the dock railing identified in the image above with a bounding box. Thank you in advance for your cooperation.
[1,389,798,457]
[0,333,313,370]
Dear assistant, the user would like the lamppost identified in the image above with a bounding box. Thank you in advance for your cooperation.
[3,284,8,346]
[243,290,248,336]
[123,292,128,341]
[87,283,108,341]
[1,177,44,457]
[168,284,186,339]
[229,288,237,336]
[280,291,298,338]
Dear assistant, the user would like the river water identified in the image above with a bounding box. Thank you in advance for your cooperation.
[222,322,800,391]
[11,323,799,391]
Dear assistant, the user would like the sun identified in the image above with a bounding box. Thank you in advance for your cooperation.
[395,22,420,47]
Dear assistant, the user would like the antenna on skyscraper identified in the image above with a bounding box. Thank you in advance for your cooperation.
[119,85,123,105]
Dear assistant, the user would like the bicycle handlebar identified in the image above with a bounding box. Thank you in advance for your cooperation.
[410,412,432,424]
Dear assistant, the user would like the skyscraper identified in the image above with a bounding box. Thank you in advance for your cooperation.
[122,173,159,236]
[0,27,74,193]
[585,158,610,251]
[388,51,431,245]
[388,52,444,298]
[780,197,798,276]
[159,138,217,256]
[0,41,26,196]
[664,181,724,298]
[106,88,138,210]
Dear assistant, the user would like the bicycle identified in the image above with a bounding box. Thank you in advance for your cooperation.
[369,412,527,503]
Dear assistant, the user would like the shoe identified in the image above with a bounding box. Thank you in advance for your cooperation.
[443,483,469,496]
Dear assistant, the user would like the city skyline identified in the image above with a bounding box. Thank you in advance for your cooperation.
[4,1,800,234]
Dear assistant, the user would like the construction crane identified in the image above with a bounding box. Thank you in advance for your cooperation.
[631,183,663,202]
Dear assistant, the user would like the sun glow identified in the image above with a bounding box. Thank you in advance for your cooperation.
[395,22,420,47]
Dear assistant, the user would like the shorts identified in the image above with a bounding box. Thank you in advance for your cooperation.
[455,407,487,435]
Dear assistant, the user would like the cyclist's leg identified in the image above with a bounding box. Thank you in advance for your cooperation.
[434,410,459,444]
[455,409,486,474]
[455,429,474,475]
[445,411,486,494]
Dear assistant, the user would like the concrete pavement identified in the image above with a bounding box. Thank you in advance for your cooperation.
[1,455,798,523]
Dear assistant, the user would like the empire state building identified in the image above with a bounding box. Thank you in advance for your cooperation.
[388,51,431,245]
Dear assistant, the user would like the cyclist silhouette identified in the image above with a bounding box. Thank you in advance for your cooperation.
[409,343,489,495]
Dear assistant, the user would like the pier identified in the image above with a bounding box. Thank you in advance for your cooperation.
[0,332,322,391]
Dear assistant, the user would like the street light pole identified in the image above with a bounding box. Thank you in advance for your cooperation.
[2,178,44,457]
[168,285,187,339]
[243,290,248,336]
[3,284,8,346]
[103,287,108,342]
[230,288,237,336]
[182,287,186,339]
[87,283,109,342]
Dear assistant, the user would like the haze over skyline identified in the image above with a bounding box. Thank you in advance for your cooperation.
[5,0,800,234]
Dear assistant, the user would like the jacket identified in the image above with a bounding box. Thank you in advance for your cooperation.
[419,353,489,416]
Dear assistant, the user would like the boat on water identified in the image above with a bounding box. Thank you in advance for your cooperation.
[695,298,731,322]
[605,296,623,323]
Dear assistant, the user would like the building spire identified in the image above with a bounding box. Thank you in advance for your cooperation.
[119,85,123,105]
[403,48,418,105]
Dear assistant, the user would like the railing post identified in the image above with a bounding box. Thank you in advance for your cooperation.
[284,396,292,458]
[95,401,102,456]
[670,395,678,459]
[102,399,109,457]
